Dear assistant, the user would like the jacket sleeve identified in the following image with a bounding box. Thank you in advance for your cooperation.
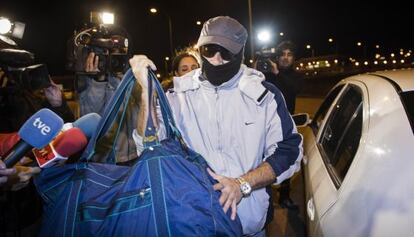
[261,81,303,184]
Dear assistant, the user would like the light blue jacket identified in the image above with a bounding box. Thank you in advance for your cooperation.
[134,65,303,235]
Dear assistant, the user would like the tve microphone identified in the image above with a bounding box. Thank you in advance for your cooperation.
[62,113,101,139]
[2,109,63,168]
[33,127,88,168]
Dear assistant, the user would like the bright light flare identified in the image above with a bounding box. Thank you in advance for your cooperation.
[257,30,271,43]
[0,18,12,34]
[101,12,114,24]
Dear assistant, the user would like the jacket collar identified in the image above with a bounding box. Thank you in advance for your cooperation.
[172,65,269,105]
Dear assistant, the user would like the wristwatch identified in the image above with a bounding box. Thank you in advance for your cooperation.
[236,177,252,197]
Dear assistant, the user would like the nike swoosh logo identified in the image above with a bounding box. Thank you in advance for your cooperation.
[245,122,254,125]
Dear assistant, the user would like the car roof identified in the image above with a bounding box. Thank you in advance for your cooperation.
[366,68,414,92]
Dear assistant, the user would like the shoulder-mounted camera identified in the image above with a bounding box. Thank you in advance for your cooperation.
[67,24,129,76]
[255,47,279,73]
[0,48,51,92]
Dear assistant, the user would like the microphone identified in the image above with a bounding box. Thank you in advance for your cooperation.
[2,109,63,168]
[62,113,101,139]
[32,127,88,168]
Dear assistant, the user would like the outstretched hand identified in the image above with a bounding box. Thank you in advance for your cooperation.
[44,80,62,107]
[207,168,242,220]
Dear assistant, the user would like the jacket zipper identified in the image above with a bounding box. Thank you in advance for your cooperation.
[215,88,222,152]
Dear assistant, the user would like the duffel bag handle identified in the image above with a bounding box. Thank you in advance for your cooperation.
[81,68,185,162]
[143,68,186,148]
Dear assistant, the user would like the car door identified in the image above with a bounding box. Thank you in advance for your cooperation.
[303,83,364,237]
[302,84,346,236]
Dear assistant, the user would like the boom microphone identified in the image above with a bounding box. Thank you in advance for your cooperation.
[33,127,88,168]
[2,109,63,168]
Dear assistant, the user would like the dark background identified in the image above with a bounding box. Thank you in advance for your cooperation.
[1,0,412,75]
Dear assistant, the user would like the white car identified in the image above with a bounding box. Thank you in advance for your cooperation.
[300,69,414,237]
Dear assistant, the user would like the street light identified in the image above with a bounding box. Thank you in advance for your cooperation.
[328,37,338,54]
[306,44,315,57]
[149,7,174,58]
[356,41,367,58]
[164,56,170,76]
[247,0,254,62]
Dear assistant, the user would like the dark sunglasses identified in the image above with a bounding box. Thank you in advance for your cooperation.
[200,44,235,61]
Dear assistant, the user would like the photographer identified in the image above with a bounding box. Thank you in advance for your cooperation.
[0,45,74,236]
[255,41,304,210]
[0,68,74,132]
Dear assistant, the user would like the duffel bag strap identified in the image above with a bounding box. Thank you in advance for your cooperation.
[143,69,159,148]
[145,69,188,150]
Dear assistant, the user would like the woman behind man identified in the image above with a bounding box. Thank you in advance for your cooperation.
[161,47,200,91]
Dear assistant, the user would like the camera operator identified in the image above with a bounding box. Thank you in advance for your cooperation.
[254,40,304,210]
[71,24,129,117]
[77,51,123,116]
[255,41,303,115]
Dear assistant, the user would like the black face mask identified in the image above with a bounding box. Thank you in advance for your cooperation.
[201,49,243,86]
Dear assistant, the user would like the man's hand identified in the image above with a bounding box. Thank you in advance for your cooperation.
[207,168,242,220]
[44,80,62,107]
[268,60,279,75]
[129,55,157,91]
[0,158,40,190]
[0,160,16,186]
[129,55,157,136]
[85,52,99,72]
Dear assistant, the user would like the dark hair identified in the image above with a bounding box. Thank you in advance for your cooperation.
[171,50,199,74]
[276,41,297,57]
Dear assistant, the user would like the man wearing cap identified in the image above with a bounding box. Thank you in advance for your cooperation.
[130,16,303,236]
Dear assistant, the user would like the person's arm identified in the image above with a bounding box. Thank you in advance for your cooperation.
[207,163,276,220]
[43,80,75,122]
[261,83,303,183]
[129,55,158,137]
[208,82,303,220]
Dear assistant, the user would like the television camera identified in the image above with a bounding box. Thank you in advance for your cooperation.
[255,47,278,73]
[67,24,129,76]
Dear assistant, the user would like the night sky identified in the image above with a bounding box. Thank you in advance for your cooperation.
[1,0,411,75]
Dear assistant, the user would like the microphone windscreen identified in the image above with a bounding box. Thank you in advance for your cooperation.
[72,113,101,139]
[18,108,64,149]
[52,127,88,157]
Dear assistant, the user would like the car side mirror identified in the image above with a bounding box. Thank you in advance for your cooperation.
[292,113,310,127]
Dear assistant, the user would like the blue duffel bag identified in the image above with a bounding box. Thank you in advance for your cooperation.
[34,69,243,237]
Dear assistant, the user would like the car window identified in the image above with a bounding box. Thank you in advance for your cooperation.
[400,91,414,135]
[310,85,345,135]
[318,85,363,187]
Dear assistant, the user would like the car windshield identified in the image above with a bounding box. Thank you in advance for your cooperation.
[400,90,414,135]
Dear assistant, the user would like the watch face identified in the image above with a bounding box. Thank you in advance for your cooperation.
[241,183,252,196]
